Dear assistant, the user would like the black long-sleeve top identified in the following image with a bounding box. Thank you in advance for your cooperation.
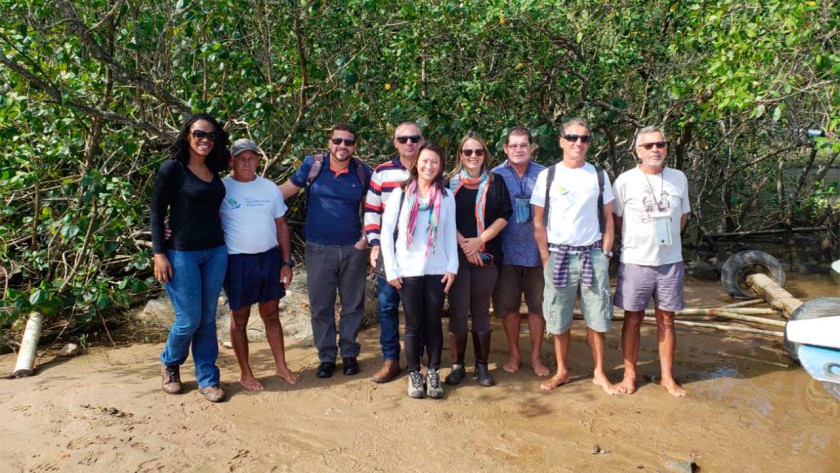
[452,173,512,265]
[151,160,226,254]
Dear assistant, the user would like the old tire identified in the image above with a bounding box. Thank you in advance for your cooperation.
[783,297,840,362]
[720,250,785,299]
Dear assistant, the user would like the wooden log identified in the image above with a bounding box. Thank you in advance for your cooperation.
[721,299,764,309]
[13,312,44,377]
[571,314,783,337]
[746,273,803,319]
[713,311,787,327]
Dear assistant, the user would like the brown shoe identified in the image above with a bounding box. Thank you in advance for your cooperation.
[372,359,401,384]
[161,364,182,394]
[199,385,225,402]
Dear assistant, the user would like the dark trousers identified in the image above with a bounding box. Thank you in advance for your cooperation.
[399,275,445,372]
[448,255,498,336]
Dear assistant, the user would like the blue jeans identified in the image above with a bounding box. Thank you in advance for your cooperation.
[160,245,227,388]
[377,275,401,360]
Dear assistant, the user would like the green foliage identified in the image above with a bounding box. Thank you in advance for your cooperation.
[0,0,838,331]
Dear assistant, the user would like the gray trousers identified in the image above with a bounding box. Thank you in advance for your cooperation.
[305,242,367,362]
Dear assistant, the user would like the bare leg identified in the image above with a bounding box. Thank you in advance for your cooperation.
[656,309,686,397]
[231,306,263,390]
[587,328,617,395]
[502,312,522,373]
[528,313,549,376]
[540,333,571,390]
[259,300,300,385]
[617,311,644,394]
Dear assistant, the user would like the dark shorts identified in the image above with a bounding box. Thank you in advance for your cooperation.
[224,247,285,311]
[614,262,685,312]
[492,264,544,317]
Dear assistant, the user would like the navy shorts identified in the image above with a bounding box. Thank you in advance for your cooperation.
[224,247,286,311]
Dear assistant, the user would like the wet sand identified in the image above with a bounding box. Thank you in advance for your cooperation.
[1,279,838,472]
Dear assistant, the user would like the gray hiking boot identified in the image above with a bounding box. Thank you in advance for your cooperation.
[407,370,425,399]
[426,368,444,399]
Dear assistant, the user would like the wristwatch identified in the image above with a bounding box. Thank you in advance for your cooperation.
[281,260,295,268]
[603,250,614,258]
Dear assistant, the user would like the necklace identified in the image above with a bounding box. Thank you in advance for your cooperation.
[642,167,666,212]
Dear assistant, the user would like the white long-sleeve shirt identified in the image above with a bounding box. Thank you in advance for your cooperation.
[380,187,458,281]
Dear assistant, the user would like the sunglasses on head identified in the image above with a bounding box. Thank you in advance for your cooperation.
[191,130,217,141]
[462,148,485,157]
[396,135,422,144]
[330,138,356,146]
[639,141,667,150]
[562,134,591,144]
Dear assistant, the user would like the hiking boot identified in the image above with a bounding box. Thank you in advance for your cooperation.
[445,363,466,385]
[426,369,444,399]
[199,385,225,402]
[372,359,401,384]
[407,370,425,399]
[161,364,182,394]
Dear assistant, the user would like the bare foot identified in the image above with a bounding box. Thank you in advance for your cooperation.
[276,367,300,385]
[531,356,550,377]
[239,375,265,391]
[592,373,618,396]
[616,375,636,395]
[540,371,570,390]
[661,377,687,397]
[503,355,521,373]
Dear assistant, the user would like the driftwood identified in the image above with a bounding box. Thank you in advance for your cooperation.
[571,314,783,337]
[707,226,828,239]
[13,312,44,377]
[746,273,803,318]
[721,299,764,308]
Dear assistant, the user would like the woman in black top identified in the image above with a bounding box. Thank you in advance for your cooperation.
[151,114,229,402]
[446,131,511,387]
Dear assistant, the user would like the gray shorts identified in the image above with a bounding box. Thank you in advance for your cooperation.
[614,262,685,312]
[492,264,544,317]
[542,249,612,334]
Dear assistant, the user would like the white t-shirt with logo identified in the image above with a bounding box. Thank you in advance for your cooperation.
[531,162,614,247]
[220,176,287,255]
[612,167,690,266]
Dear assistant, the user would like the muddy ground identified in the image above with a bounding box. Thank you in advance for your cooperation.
[1,277,838,472]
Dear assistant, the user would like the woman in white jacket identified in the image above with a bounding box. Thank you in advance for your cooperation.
[381,142,458,399]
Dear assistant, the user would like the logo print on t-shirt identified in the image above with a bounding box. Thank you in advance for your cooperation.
[640,188,671,223]
[226,198,241,210]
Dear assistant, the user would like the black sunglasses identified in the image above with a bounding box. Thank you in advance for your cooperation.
[191,130,217,141]
[639,141,667,150]
[396,135,422,144]
[462,148,485,157]
[330,138,356,146]
[562,134,591,144]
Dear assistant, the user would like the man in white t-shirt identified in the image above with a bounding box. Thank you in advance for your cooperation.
[531,118,618,395]
[612,126,690,397]
[220,139,300,390]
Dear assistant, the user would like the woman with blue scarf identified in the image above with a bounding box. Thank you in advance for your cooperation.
[446,131,512,387]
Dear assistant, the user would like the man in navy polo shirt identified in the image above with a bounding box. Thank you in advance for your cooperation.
[490,127,550,377]
[280,123,373,378]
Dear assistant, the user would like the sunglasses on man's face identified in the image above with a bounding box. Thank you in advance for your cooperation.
[461,148,485,157]
[330,138,356,146]
[191,130,217,141]
[396,135,422,144]
[562,134,591,144]
[639,141,667,150]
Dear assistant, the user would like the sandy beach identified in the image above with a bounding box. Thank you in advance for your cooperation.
[1,278,838,472]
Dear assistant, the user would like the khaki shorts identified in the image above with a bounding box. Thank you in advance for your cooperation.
[543,249,612,334]
[492,264,544,316]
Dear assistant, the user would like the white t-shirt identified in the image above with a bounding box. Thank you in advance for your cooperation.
[531,162,614,247]
[380,187,459,280]
[220,175,287,255]
[612,167,690,266]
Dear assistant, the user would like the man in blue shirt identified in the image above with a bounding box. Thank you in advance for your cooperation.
[280,123,373,378]
[491,127,549,377]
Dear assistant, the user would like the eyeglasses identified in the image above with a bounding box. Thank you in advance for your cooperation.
[330,138,356,146]
[396,135,422,144]
[461,148,485,157]
[639,141,667,150]
[191,130,217,141]
[562,134,591,144]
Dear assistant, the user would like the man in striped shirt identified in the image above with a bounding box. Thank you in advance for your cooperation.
[365,122,424,383]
